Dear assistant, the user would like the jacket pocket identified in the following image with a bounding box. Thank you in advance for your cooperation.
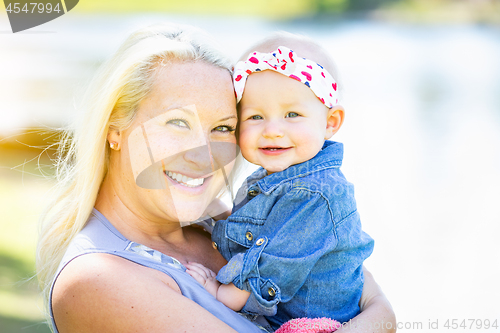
[226,218,265,249]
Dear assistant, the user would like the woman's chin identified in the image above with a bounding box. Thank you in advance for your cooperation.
[163,204,209,225]
[167,187,224,222]
[180,213,207,225]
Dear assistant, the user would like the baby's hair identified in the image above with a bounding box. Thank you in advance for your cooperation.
[238,31,343,95]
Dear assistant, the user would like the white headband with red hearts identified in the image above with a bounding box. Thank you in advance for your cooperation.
[233,46,340,108]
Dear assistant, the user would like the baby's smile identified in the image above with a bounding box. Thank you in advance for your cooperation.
[258,146,293,155]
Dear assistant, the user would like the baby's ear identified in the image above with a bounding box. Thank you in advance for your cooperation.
[325,105,344,140]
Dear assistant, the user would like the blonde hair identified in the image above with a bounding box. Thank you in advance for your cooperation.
[36,23,233,318]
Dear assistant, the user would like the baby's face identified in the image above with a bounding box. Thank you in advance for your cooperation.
[238,70,329,174]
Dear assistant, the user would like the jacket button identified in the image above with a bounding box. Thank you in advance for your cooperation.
[255,238,264,246]
[268,287,276,297]
[248,189,259,197]
[245,231,253,241]
[212,241,218,250]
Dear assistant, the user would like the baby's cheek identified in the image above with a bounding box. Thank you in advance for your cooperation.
[237,127,254,158]
[299,130,325,159]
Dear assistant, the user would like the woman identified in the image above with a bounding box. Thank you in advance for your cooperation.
[37,23,395,332]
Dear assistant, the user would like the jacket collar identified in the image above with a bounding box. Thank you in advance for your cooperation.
[248,140,344,195]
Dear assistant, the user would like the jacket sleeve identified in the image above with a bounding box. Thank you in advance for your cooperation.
[216,189,338,316]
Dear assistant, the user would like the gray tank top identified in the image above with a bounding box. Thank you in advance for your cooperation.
[49,209,270,333]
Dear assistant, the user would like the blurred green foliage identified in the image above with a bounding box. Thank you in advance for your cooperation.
[0,131,57,333]
[73,0,404,16]
[312,0,400,13]
[70,0,500,23]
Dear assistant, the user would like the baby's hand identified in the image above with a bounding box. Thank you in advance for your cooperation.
[185,262,220,298]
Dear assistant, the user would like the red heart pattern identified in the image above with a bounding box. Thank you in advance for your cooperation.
[232,46,341,109]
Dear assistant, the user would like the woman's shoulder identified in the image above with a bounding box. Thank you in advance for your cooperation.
[52,253,181,301]
[51,251,240,333]
[52,252,181,332]
[55,252,181,292]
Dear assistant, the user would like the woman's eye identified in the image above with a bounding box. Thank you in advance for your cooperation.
[250,115,263,120]
[167,119,190,129]
[213,125,236,133]
[285,112,299,118]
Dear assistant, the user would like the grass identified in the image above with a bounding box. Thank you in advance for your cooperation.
[0,132,56,333]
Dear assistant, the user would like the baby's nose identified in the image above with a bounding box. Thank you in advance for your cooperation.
[262,120,285,138]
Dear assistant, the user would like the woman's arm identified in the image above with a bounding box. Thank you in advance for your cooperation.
[52,253,238,333]
[335,267,396,333]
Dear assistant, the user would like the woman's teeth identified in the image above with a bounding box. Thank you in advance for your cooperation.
[166,171,205,188]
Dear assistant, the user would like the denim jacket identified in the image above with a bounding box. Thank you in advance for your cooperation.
[212,141,374,330]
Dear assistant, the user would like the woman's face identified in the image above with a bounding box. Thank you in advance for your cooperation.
[112,61,237,225]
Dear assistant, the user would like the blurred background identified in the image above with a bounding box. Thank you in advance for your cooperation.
[1,0,499,332]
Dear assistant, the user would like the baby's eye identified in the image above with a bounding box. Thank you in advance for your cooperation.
[250,115,263,120]
[285,112,300,118]
[167,119,190,129]
[213,125,236,133]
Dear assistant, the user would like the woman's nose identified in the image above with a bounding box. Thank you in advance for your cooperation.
[262,120,284,139]
[183,144,213,169]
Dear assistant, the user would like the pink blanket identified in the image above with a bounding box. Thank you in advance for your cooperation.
[275,317,342,333]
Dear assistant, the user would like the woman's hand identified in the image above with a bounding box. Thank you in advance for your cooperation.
[185,262,221,298]
[335,267,396,333]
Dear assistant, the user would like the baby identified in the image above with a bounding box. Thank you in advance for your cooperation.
[186,33,374,331]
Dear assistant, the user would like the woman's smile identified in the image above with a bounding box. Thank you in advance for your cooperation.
[162,167,217,193]
[164,170,206,188]
[163,171,212,196]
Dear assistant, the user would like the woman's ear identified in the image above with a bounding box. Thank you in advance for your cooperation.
[107,130,122,151]
[325,105,345,140]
